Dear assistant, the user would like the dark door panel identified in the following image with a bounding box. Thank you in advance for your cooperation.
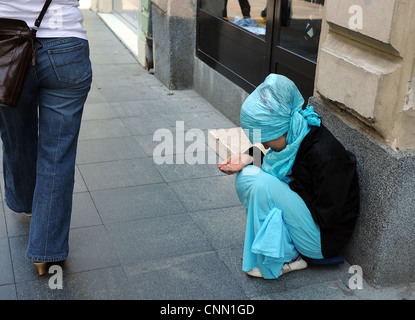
[196,0,324,97]
[197,10,267,92]
[274,46,316,103]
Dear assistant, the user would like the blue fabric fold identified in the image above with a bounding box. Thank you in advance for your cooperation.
[252,207,287,259]
[236,166,324,279]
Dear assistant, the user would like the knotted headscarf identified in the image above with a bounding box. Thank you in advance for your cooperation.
[240,74,321,182]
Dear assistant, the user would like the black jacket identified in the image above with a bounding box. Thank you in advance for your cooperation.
[248,124,360,258]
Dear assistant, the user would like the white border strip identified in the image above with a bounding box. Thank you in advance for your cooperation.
[98,13,139,58]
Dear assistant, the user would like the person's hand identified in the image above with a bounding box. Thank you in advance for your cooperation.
[217,153,254,175]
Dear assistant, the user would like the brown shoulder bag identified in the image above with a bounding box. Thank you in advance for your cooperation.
[0,0,52,108]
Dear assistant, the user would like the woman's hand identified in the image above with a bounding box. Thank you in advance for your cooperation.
[217,153,254,175]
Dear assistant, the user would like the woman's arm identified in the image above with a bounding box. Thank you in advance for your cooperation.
[217,145,265,175]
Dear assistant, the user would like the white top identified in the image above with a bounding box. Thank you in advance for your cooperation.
[0,0,87,39]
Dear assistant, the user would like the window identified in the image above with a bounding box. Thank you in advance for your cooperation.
[113,0,142,32]
[197,0,269,92]
[278,0,324,62]
[201,0,268,38]
[196,0,325,97]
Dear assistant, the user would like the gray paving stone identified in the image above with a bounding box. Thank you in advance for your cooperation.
[0,238,13,286]
[10,225,120,283]
[124,251,248,300]
[62,225,121,274]
[110,100,166,118]
[98,85,162,103]
[180,111,236,130]
[79,118,131,141]
[76,136,146,164]
[121,113,182,136]
[152,97,216,115]
[109,96,216,119]
[3,206,30,237]
[8,235,37,283]
[85,84,106,104]
[169,175,241,212]
[82,102,117,120]
[90,49,138,65]
[70,192,102,229]
[0,204,7,239]
[0,284,16,300]
[74,165,88,193]
[16,266,132,300]
[93,71,154,89]
[91,183,186,223]
[90,63,146,78]
[78,157,164,191]
[135,130,221,161]
[134,134,170,157]
[190,206,246,250]
[104,214,212,264]
[153,157,223,182]
[254,279,359,300]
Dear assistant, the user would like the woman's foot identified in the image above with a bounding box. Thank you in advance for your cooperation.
[246,256,308,279]
[34,262,48,276]
[246,267,263,278]
[280,256,307,276]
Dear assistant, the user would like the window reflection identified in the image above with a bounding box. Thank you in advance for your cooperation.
[201,0,268,37]
[113,0,142,31]
[279,0,324,62]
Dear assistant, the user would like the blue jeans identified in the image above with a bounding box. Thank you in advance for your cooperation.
[0,37,92,262]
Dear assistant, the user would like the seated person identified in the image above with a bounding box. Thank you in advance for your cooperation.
[218,74,360,279]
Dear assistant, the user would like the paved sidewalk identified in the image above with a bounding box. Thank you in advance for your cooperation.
[0,9,414,301]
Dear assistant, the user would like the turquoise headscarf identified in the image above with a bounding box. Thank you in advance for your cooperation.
[240,74,321,183]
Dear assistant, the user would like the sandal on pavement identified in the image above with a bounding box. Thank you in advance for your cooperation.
[246,256,307,279]
[246,267,263,278]
[280,256,307,276]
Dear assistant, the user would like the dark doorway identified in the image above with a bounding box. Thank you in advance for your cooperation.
[196,0,324,101]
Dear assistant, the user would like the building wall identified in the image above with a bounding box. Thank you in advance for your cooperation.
[316,0,415,151]
[193,58,249,126]
[151,0,196,89]
[313,0,415,286]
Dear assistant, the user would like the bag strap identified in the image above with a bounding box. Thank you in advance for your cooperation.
[34,0,53,28]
